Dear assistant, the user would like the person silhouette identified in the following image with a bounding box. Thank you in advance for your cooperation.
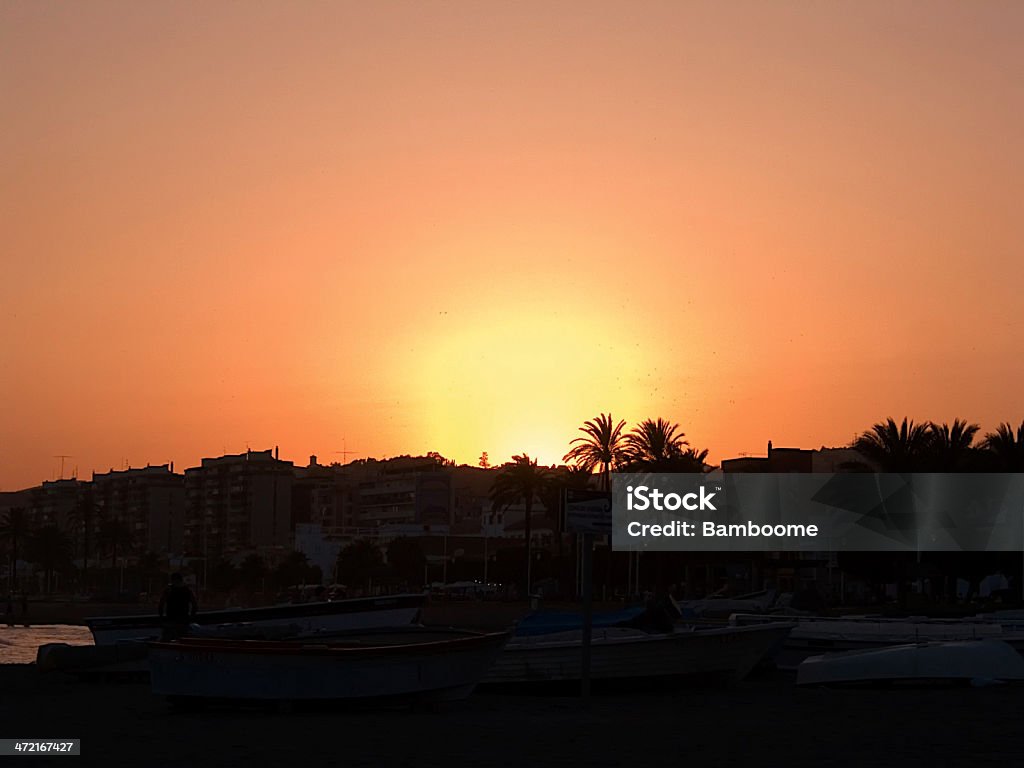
[158,573,198,641]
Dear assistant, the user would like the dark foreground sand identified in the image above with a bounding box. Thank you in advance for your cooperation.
[2,666,1023,768]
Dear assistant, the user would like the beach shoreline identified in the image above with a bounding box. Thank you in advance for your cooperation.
[7,599,583,630]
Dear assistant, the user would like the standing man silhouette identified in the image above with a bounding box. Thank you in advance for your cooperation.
[158,573,198,641]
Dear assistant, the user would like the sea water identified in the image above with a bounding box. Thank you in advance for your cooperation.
[0,625,93,664]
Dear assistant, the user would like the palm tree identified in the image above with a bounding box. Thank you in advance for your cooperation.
[98,517,133,588]
[928,419,981,471]
[563,413,627,491]
[0,507,31,591]
[490,454,550,596]
[851,417,933,472]
[28,525,72,594]
[851,418,937,601]
[982,421,1024,471]
[69,489,101,591]
[336,540,384,591]
[623,417,690,471]
[673,447,714,473]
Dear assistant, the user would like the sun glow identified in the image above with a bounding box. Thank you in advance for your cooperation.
[396,301,655,467]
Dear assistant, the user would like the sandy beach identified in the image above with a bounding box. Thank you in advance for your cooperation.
[2,663,1023,767]
[5,601,1024,766]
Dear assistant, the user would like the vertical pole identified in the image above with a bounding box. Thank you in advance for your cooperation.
[483,534,488,586]
[581,532,594,700]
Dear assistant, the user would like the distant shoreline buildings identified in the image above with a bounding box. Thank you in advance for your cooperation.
[0,441,861,577]
[7,434,1020,603]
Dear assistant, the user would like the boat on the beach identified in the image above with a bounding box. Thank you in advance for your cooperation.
[37,640,150,678]
[681,589,783,619]
[512,606,648,636]
[148,626,511,704]
[483,622,794,688]
[730,613,1020,669]
[86,593,426,645]
[797,639,1024,687]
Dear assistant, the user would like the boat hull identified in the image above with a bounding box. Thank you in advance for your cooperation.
[797,639,1024,686]
[149,629,510,702]
[731,614,1016,670]
[87,594,425,645]
[484,622,793,687]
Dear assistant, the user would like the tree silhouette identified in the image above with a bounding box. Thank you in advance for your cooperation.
[563,413,627,491]
[238,553,268,591]
[491,454,550,595]
[982,421,1024,471]
[336,539,385,589]
[623,417,690,470]
[28,525,72,594]
[387,537,426,587]
[851,417,933,472]
[97,517,133,575]
[69,487,101,591]
[274,551,315,590]
[0,507,31,591]
[927,419,981,471]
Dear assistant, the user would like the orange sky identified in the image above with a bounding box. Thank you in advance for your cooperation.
[2,1,1022,489]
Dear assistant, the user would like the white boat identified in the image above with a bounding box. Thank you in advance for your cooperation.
[681,589,780,618]
[484,622,794,687]
[797,639,1024,687]
[86,593,425,645]
[148,626,510,704]
[730,613,1019,670]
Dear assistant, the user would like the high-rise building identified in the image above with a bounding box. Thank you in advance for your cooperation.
[29,479,84,530]
[183,449,293,563]
[91,465,185,556]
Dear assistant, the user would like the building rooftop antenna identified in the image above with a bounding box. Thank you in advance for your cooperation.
[53,454,73,480]
[333,438,359,465]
